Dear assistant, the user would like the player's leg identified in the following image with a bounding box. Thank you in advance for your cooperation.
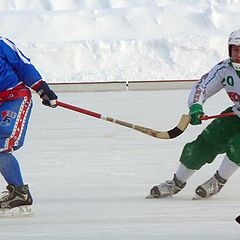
[0,97,33,212]
[149,108,240,198]
[195,131,240,199]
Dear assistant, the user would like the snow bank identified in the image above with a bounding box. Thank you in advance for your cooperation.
[1,0,240,82]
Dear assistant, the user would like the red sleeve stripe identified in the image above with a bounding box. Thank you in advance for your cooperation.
[31,80,43,91]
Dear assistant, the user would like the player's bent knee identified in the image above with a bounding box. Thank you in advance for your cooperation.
[227,134,240,165]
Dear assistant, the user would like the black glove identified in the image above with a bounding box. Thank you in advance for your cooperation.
[36,81,58,108]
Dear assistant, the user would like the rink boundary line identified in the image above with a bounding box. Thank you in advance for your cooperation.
[48,79,197,92]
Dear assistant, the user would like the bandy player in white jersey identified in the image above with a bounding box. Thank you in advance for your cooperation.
[148,29,240,199]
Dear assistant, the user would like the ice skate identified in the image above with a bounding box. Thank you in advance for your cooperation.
[193,171,227,200]
[0,184,33,217]
[146,174,186,199]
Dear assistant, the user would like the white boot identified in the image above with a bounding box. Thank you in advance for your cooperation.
[149,174,186,198]
[194,171,227,199]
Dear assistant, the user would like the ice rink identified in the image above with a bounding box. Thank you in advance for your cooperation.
[1,89,240,239]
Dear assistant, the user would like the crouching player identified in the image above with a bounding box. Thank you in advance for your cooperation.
[0,36,57,216]
[148,29,240,200]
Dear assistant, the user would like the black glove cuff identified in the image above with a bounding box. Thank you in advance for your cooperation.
[36,81,51,97]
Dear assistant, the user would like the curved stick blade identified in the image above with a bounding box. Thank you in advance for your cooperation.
[135,114,190,139]
[107,114,191,139]
[57,101,191,140]
[167,114,191,139]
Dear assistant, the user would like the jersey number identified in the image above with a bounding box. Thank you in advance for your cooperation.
[222,76,234,86]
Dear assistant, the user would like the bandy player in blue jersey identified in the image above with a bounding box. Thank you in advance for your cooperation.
[0,37,57,215]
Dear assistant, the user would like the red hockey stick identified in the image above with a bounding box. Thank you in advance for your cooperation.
[56,100,190,139]
[57,100,236,139]
[200,112,236,120]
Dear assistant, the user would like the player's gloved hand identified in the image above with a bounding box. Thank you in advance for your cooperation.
[189,104,204,125]
[36,81,58,108]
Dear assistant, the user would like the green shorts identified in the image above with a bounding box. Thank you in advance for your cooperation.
[180,107,240,169]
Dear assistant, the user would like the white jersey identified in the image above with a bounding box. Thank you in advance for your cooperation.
[188,59,240,114]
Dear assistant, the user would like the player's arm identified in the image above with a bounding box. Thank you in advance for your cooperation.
[0,38,57,108]
[188,62,226,125]
[0,37,42,85]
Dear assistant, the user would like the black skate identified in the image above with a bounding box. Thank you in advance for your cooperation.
[0,184,33,217]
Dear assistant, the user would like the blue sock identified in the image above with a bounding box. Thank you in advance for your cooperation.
[0,152,24,186]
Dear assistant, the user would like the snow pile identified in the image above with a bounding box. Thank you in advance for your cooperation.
[1,0,240,82]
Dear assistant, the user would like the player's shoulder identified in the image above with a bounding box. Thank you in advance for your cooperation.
[0,36,16,48]
[209,59,231,75]
[0,37,9,50]
[0,37,5,52]
[0,37,4,46]
[0,36,7,44]
[201,59,230,81]
[215,59,231,68]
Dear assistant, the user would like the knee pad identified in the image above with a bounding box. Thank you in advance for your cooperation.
[180,137,218,170]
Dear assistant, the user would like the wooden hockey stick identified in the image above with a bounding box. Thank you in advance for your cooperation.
[57,101,236,139]
[56,100,190,139]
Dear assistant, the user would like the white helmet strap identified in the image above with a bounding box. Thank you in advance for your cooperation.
[231,61,240,71]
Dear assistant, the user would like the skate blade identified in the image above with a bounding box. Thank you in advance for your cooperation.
[192,194,206,200]
[0,205,33,217]
[145,193,172,199]
[145,194,155,199]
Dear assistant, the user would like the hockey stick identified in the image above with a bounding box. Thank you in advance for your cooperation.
[200,112,236,120]
[56,101,237,139]
[56,100,191,139]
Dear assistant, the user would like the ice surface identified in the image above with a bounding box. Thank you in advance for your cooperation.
[1,1,240,239]
[0,89,239,239]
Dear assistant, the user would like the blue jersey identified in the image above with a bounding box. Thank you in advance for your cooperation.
[0,37,42,92]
